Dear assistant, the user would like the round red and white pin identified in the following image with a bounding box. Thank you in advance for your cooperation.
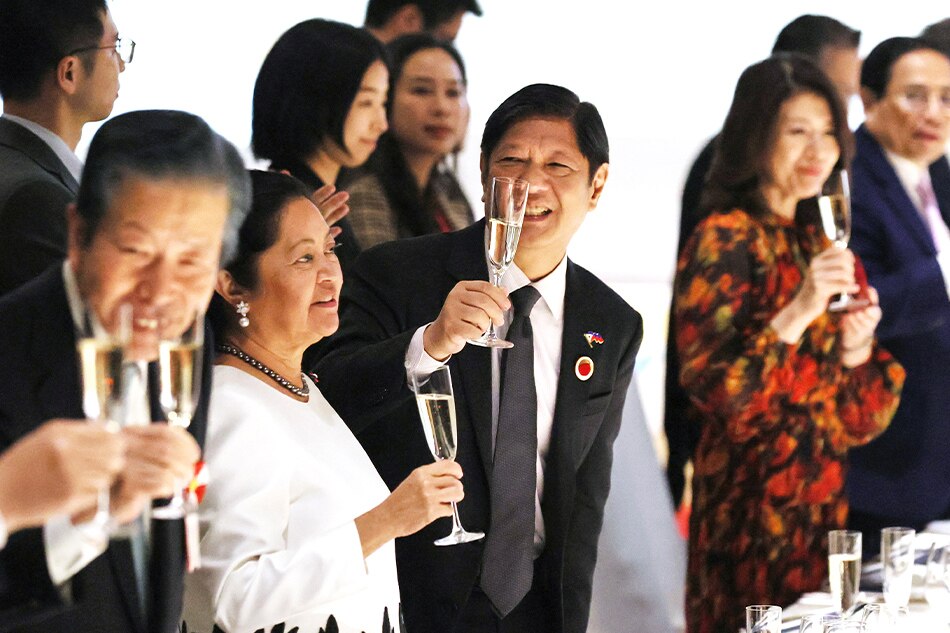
[575,356,594,381]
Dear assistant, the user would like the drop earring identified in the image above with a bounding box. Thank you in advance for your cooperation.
[236,301,250,328]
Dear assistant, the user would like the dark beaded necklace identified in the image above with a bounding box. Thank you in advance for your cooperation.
[216,343,310,399]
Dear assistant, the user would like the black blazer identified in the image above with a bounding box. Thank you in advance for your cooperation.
[313,221,643,633]
[847,125,950,524]
[0,118,78,297]
[0,267,213,633]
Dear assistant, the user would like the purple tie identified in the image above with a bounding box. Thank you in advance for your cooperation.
[916,172,950,254]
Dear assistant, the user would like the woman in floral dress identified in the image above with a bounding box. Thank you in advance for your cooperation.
[674,55,905,633]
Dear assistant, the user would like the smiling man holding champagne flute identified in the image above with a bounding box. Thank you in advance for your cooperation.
[314,83,644,633]
[0,109,250,633]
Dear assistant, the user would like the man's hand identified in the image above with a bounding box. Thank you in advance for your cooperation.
[422,281,511,360]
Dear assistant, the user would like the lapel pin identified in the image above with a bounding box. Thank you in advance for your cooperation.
[584,331,604,348]
[575,356,594,381]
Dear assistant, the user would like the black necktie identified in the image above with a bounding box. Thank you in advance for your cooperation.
[480,285,541,616]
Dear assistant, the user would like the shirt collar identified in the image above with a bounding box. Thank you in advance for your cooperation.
[500,256,568,322]
[1,113,83,183]
[884,149,927,199]
[62,261,106,337]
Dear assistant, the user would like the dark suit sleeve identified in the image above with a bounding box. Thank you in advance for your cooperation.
[851,197,950,340]
[312,247,422,433]
[0,181,71,295]
[562,313,643,632]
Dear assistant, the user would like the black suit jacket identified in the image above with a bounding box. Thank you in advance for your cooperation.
[847,125,950,523]
[0,118,78,297]
[313,221,643,633]
[0,267,213,633]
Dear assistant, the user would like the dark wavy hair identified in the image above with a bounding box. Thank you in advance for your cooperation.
[701,54,853,218]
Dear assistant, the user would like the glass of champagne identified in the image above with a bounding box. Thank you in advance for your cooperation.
[151,312,203,520]
[817,170,867,312]
[881,527,915,614]
[745,605,781,633]
[828,529,862,614]
[76,303,132,531]
[410,365,483,546]
[469,176,529,348]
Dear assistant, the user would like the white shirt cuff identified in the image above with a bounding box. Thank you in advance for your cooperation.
[44,514,108,585]
[937,250,950,299]
[404,324,448,383]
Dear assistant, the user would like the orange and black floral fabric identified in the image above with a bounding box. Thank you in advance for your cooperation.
[674,208,904,633]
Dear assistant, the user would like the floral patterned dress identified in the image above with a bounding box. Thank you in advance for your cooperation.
[674,208,905,633]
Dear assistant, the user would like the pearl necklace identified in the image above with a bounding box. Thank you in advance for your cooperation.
[216,343,310,399]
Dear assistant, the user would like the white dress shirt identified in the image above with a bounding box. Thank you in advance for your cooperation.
[1,113,83,183]
[884,150,950,294]
[406,256,568,554]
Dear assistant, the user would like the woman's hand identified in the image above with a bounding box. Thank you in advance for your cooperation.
[355,460,464,558]
[312,184,350,229]
[771,246,858,343]
[840,286,881,368]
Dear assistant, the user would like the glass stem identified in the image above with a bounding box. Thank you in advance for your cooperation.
[450,501,464,533]
[485,269,505,340]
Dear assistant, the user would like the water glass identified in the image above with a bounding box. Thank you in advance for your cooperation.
[881,527,915,612]
[746,605,781,633]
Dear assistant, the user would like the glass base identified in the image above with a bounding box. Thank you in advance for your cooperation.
[468,332,513,349]
[435,528,484,547]
[829,293,871,312]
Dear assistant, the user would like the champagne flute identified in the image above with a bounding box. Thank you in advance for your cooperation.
[828,529,862,614]
[881,527,915,614]
[410,365,483,546]
[151,312,203,520]
[817,170,867,312]
[76,303,132,531]
[469,176,529,348]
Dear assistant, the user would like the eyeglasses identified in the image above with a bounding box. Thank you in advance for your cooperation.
[891,86,950,113]
[66,38,135,64]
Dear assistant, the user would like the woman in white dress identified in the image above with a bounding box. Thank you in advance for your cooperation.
[182,170,464,633]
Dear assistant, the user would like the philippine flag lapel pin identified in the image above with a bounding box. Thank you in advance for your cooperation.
[583,331,604,348]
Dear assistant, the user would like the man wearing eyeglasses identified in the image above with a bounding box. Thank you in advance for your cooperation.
[0,0,131,297]
[848,37,950,556]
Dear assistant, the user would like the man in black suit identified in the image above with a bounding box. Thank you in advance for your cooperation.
[314,84,643,633]
[0,110,251,632]
[847,37,950,556]
[0,0,129,296]
[665,14,863,508]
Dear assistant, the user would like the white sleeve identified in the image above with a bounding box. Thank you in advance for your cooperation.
[194,393,370,633]
[405,323,448,383]
[43,514,108,585]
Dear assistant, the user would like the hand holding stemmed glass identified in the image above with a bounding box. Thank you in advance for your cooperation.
[151,311,204,521]
[411,365,483,546]
[817,170,869,312]
[469,176,530,348]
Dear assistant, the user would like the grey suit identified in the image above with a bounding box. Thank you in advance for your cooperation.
[0,117,79,296]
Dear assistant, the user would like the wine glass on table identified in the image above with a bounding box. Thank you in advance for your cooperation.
[828,529,862,615]
[745,605,781,633]
[817,170,869,312]
[469,176,529,348]
[881,527,915,615]
[76,303,132,532]
[151,312,203,521]
[411,365,483,546]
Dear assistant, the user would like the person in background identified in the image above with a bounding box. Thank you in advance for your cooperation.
[251,18,388,277]
[665,14,863,511]
[922,18,950,57]
[363,0,482,43]
[314,83,643,633]
[182,170,463,633]
[673,55,903,633]
[0,109,250,633]
[343,33,474,252]
[0,0,129,296]
[847,37,950,557]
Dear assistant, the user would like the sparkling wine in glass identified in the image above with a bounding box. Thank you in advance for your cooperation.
[469,176,529,348]
[828,529,862,614]
[411,365,483,546]
[76,303,131,531]
[152,314,203,521]
[817,170,867,312]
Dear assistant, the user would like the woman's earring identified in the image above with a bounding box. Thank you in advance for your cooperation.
[236,301,250,328]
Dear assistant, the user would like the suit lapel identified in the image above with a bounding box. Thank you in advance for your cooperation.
[444,221,495,472]
[551,263,597,472]
[858,126,937,254]
[930,155,950,229]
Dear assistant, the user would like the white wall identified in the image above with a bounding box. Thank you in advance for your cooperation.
[94,0,949,444]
